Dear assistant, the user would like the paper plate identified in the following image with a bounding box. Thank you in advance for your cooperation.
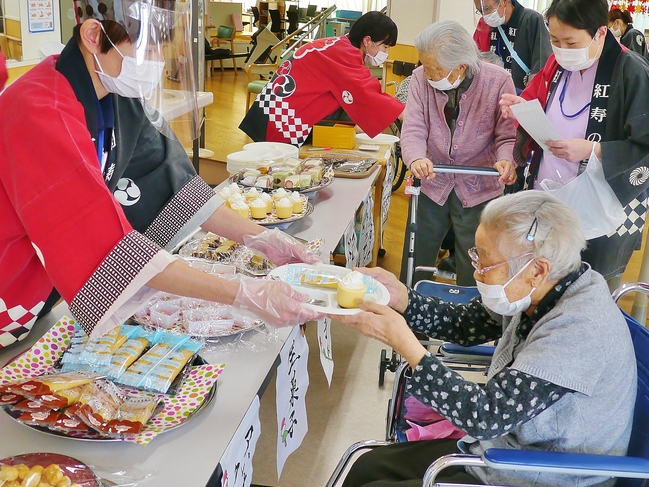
[267,264,390,315]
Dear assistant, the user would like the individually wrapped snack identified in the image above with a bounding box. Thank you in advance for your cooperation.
[0,392,22,406]
[11,398,55,413]
[104,396,163,435]
[59,326,89,367]
[78,325,137,367]
[117,334,202,393]
[287,267,340,289]
[5,371,103,396]
[22,385,85,410]
[72,380,126,433]
[15,409,61,427]
[50,415,93,436]
[104,328,152,380]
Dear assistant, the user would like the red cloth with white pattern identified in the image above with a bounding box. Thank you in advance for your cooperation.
[0,57,143,348]
[240,36,403,146]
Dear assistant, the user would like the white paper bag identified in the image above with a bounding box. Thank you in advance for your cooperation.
[540,145,626,239]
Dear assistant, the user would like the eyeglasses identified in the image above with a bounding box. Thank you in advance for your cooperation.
[468,247,534,275]
[475,0,500,15]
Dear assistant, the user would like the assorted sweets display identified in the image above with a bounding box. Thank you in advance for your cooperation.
[0,324,213,441]
[182,232,273,276]
[131,291,262,338]
[218,183,311,222]
[230,157,328,191]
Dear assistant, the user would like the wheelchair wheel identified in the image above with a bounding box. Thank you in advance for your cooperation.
[379,348,388,387]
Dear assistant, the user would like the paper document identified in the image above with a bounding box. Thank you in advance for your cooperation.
[510,99,563,152]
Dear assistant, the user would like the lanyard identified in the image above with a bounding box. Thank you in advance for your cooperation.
[496,25,531,74]
[559,71,591,119]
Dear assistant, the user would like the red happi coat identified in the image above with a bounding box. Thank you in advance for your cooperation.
[0,54,197,348]
[239,35,404,146]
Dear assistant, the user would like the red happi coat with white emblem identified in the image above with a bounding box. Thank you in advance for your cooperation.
[239,35,404,146]
[0,42,220,349]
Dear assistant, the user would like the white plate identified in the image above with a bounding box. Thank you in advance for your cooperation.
[355,133,400,146]
[267,264,390,315]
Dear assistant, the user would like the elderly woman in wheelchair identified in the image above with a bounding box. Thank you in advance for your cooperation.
[336,190,637,487]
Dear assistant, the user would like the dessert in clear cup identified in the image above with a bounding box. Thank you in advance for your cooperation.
[336,271,368,309]
[275,197,294,219]
[272,188,289,202]
[230,200,249,218]
[244,187,262,202]
[260,192,273,213]
[249,198,268,219]
[289,192,305,213]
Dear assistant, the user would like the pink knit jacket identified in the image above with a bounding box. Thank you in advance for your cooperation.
[401,62,516,208]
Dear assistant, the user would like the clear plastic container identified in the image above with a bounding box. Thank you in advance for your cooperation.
[149,301,181,329]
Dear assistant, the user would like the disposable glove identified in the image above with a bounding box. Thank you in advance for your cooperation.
[230,277,323,327]
[244,228,321,266]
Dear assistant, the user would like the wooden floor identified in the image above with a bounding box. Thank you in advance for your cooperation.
[202,68,648,320]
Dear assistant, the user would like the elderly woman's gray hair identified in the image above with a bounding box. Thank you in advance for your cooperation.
[480,191,586,280]
[414,20,481,78]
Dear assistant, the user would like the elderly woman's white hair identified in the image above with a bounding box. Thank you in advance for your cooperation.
[480,191,586,280]
[414,20,481,78]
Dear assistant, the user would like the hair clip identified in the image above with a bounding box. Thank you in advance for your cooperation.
[526,217,538,242]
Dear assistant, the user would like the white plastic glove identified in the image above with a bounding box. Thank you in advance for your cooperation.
[230,277,323,327]
[244,228,321,266]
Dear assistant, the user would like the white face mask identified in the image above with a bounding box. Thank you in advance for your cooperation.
[610,24,622,38]
[483,2,505,27]
[94,26,165,99]
[551,35,599,72]
[427,70,462,91]
[365,41,389,66]
[476,259,536,316]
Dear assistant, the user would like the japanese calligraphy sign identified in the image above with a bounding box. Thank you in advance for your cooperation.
[219,395,261,487]
[276,325,310,477]
[317,317,334,387]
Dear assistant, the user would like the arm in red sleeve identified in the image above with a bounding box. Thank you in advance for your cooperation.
[313,38,403,137]
[0,66,171,337]
[0,51,7,90]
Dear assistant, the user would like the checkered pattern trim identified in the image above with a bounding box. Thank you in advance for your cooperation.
[257,83,311,145]
[610,196,648,237]
[144,176,215,249]
[70,232,161,336]
[0,300,44,349]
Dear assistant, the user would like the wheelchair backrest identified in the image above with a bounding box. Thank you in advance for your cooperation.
[617,311,649,487]
[413,280,479,305]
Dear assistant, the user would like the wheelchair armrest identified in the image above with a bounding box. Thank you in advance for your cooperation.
[440,343,496,358]
[483,448,649,479]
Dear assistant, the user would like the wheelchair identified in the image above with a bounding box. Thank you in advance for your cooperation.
[327,282,649,487]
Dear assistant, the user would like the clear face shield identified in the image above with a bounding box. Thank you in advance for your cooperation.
[74,0,200,141]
